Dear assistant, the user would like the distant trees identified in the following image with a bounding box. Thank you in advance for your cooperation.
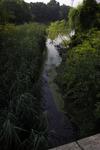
[30,2,48,23]
[30,0,70,23]
[60,5,70,20]
[0,0,31,24]
[47,0,60,21]
[0,0,70,24]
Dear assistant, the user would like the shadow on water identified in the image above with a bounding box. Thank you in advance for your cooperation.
[42,39,78,148]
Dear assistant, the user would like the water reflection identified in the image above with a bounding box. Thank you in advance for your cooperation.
[42,37,76,148]
[45,39,62,70]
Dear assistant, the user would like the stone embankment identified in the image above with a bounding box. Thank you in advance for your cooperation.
[50,133,100,150]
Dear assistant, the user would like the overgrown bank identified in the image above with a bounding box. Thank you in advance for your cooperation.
[56,29,100,137]
[0,23,47,150]
[48,0,100,138]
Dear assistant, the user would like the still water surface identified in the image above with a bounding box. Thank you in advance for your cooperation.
[42,38,76,148]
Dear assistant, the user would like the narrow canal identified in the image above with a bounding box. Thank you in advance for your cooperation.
[42,38,76,148]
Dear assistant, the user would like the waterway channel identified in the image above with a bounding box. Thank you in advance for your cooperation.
[42,38,76,148]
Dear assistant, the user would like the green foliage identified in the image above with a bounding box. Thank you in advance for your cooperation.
[68,0,100,32]
[0,23,47,150]
[79,0,98,30]
[48,20,68,40]
[68,5,82,31]
[56,29,100,137]
[46,0,100,140]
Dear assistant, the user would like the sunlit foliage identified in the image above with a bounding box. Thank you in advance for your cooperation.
[48,20,68,40]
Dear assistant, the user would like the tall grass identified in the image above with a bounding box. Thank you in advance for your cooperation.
[0,23,47,150]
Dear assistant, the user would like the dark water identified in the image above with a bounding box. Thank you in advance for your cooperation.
[42,39,76,148]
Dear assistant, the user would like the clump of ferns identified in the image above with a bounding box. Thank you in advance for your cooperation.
[19,128,48,150]
[0,109,20,150]
[15,93,42,130]
[15,93,48,148]
[0,93,48,150]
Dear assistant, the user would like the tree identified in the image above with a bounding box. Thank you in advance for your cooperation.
[30,2,48,23]
[79,0,98,30]
[0,0,32,24]
[47,0,59,6]
[67,0,99,32]
[47,0,60,21]
[59,5,70,20]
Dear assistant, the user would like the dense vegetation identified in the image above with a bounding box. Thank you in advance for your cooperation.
[0,23,47,150]
[0,0,100,149]
[0,0,73,149]
[0,0,70,24]
[57,30,100,137]
[48,0,100,138]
